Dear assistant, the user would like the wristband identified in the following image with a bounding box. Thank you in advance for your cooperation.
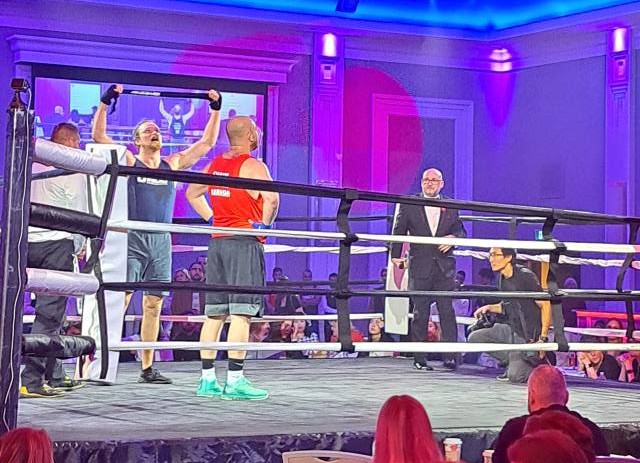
[100,85,120,114]
[251,222,272,230]
[209,92,222,111]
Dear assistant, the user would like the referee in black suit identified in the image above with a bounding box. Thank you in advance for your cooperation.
[391,168,466,371]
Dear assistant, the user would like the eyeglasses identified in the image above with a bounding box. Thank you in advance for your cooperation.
[422,178,442,184]
[488,252,504,258]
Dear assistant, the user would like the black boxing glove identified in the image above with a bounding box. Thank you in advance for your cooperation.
[209,91,222,111]
[101,85,120,114]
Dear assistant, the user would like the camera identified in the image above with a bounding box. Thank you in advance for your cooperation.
[467,313,494,335]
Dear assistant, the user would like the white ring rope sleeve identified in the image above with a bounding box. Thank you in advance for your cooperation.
[26,268,100,296]
[34,138,108,176]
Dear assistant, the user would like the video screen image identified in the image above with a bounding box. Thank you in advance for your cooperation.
[34,77,266,218]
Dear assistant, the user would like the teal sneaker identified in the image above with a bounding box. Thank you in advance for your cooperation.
[196,377,223,397]
[221,377,269,401]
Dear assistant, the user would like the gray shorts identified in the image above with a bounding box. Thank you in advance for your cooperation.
[205,237,265,317]
[127,230,172,297]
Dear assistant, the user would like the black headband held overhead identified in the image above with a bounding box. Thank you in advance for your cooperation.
[100,86,222,114]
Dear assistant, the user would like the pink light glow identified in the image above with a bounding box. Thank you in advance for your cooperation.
[322,33,338,58]
[612,27,628,53]
[490,48,512,72]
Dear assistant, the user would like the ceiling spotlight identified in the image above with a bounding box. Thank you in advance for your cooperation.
[336,0,359,13]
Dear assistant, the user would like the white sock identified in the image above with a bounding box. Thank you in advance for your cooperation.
[227,369,244,384]
[202,367,216,380]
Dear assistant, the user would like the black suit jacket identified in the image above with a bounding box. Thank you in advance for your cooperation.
[390,195,466,279]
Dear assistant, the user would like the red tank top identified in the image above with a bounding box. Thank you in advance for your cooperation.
[206,153,264,242]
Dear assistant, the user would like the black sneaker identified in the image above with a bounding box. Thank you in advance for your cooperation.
[50,376,86,392]
[20,385,65,398]
[138,368,173,384]
[413,361,434,371]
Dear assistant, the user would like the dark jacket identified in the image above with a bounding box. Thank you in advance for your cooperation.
[390,195,466,279]
[491,404,609,463]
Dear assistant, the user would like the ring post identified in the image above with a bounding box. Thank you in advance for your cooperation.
[615,223,639,340]
[542,213,569,351]
[0,79,34,434]
[335,189,359,353]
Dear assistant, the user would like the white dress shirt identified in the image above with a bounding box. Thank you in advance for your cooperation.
[28,163,89,243]
[423,195,441,236]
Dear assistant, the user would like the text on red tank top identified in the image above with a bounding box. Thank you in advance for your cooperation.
[206,154,264,240]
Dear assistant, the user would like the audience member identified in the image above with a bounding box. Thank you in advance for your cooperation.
[522,411,596,463]
[327,320,364,358]
[361,318,395,358]
[300,269,322,313]
[477,267,495,285]
[245,322,271,360]
[319,272,339,341]
[618,350,640,382]
[455,270,466,286]
[289,319,320,359]
[425,320,443,361]
[368,268,388,313]
[560,277,583,327]
[577,348,620,380]
[491,365,608,463]
[507,430,590,463]
[474,267,497,309]
[266,267,285,314]
[0,427,54,463]
[604,318,624,356]
[372,395,442,463]
[249,322,270,343]
[299,269,322,333]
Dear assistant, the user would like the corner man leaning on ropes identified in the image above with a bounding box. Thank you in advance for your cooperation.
[92,84,222,384]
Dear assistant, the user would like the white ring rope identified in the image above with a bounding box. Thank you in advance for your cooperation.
[25,268,99,296]
[173,244,388,255]
[21,313,477,325]
[172,245,640,269]
[34,139,107,176]
[107,341,640,353]
[564,327,640,339]
[109,220,640,255]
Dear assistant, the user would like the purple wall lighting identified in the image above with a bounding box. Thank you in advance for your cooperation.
[612,27,629,53]
[481,47,516,126]
[489,47,512,72]
[608,27,630,85]
[321,33,338,58]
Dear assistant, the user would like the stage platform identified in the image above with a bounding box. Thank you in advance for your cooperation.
[17,358,640,462]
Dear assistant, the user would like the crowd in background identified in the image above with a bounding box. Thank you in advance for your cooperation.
[22,255,640,383]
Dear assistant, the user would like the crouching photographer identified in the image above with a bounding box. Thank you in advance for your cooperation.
[468,248,553,383]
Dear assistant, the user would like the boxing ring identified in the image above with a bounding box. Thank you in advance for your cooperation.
[3,82,640,462]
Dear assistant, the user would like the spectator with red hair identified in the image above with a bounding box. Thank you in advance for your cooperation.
[373,395,443,463]
[507,430,590,463]
[0,427,54,463]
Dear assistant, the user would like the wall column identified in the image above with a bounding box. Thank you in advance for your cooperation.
[308,33,345,280]
[604,27,635,301]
